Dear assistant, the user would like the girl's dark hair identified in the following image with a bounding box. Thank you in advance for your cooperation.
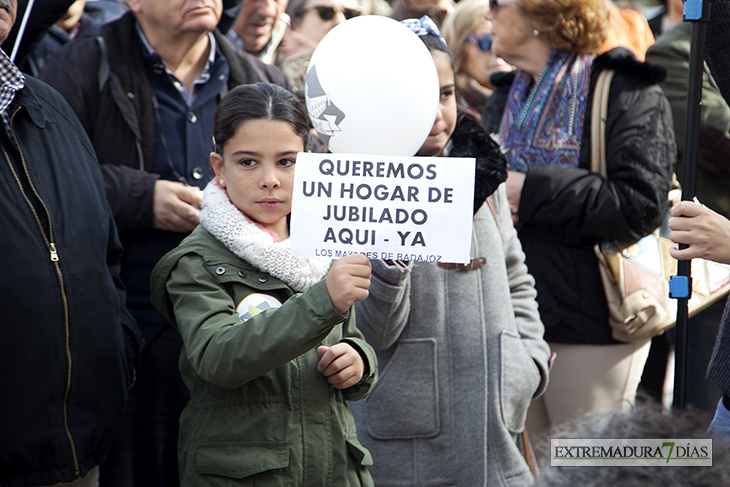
[213,82,311,154]
[420,33,454,66]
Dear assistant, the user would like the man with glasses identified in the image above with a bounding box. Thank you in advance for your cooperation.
[39,1,288,486]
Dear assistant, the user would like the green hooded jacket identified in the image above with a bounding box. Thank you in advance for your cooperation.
[151,225,377,486]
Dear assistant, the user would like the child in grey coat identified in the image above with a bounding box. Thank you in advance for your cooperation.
[348,16,551,487]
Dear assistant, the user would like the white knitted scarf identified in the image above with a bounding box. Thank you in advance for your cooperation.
[199,181,331,292]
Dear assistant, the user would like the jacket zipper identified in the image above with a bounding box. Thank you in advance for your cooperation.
[4,108,81,477]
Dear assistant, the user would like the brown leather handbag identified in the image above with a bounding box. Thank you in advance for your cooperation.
[591,69,730,342]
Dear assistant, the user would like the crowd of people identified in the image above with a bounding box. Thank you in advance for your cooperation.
[3,0,730,485]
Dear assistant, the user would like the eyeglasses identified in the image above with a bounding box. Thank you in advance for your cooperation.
[489,0,518,15]
[304,5,362,21]
[466,34,492,52]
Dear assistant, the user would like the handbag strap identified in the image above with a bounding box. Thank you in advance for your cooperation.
[590,68,616,178]
[522,429,538,479]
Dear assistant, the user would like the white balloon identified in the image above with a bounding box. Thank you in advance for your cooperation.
[305,15,439,156]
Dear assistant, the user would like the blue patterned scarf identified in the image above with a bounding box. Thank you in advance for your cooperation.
[498,49,593,172]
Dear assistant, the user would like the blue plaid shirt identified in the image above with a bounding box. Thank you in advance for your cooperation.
[0,49,25,140]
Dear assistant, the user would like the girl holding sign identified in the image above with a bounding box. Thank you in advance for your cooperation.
[348,17,551,487]
[150,83,377,487]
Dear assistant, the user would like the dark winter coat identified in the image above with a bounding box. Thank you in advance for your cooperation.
[516,48,676,343]
[0,76,141,487]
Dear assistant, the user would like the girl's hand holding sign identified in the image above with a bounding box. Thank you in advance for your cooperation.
[325,254,372,313]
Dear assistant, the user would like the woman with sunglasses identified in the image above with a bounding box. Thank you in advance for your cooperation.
[441,0,514,124]
[287,0,362,44]
[489,0,675,440]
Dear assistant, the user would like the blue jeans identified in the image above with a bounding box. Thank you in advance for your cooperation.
[707,397,730,443]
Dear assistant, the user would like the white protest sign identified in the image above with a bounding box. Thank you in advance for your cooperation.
[291,153,475,264]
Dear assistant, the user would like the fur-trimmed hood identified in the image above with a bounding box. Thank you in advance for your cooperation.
[594,46,667,85]
[447,114,508,215]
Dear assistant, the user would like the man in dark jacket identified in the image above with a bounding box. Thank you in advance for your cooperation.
[39,1,289,486]
[0,0,141,485]
[19,0,126,76]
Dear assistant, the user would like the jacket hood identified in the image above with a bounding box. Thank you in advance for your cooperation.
[593,47,667,84]
[448,115,507,214]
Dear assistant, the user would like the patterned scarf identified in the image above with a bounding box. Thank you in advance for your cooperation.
[498,49,593,172]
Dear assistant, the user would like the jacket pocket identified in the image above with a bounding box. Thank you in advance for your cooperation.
[196,441,289,478]
[499,331,540,434]
[346,434,373,466]
[366,338,440,439]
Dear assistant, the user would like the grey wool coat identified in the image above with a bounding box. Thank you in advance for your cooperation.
[349,183,551,487]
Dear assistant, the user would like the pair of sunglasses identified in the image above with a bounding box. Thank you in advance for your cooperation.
[467,34,492,52]
[306,5,362,21]
[489,0,517,15]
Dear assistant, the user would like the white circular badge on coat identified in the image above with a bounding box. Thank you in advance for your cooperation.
[236,293,283,322]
